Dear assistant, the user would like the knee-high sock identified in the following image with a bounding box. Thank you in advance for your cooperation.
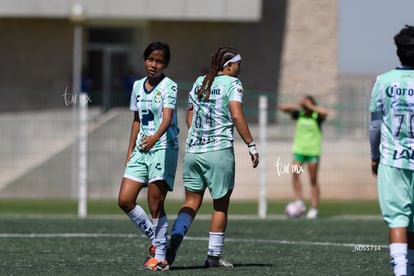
[171,213,193,237]
[127,205,154,241]
[390,243,407,276]
[152,216,168,261]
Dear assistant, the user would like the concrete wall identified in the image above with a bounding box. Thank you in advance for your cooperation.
[0,0,286,114]
[278,0,338,103]
[0,19,73,110]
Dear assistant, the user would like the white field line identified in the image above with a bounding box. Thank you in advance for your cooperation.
[0,233,389,249]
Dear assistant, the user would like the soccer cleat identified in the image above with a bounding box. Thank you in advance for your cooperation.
[148,244,156,257]
[143,244,156,264]
[166,234,183,266]
[204,255,233,268]
[144,257,170,272]
[306,208,318,219]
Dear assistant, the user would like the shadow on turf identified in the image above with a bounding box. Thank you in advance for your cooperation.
[170,263,272,271]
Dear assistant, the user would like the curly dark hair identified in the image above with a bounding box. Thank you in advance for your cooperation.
[394,25,414,66]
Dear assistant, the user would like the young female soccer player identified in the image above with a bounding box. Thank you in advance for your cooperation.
[370,25,414,276]
[278,95,328,219]
[166,46,259,268]
[117,41,179,272]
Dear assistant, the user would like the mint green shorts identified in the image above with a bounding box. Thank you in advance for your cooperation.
[123,148,178,191]
[183,148,235,199]
[377,163,414,230]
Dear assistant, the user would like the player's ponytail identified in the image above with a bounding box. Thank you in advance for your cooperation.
[197,46,239,101]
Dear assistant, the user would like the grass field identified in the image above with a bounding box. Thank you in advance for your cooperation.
[0,200,392,275]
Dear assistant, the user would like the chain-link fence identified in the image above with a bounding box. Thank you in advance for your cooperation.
[0,84,376,201]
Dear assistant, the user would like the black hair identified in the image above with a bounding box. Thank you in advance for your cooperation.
[305,95,317,105]
[143,41,171,67]
[197,46,239,101]
[394,25,414,66]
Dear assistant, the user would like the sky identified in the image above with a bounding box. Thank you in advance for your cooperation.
[339,0,414,74]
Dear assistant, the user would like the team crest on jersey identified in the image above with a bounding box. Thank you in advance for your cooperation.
[154,91,162,103]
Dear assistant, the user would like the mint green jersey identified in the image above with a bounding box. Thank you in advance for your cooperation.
[130,76,179,151]
[186,75,244,153]
[370,67,414,169]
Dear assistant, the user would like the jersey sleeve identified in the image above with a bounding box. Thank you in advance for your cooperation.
[163,79,178,109]
[129,81,139,111]
[228,79,243,103]
[369,76,382,113]
[187,76,203,110]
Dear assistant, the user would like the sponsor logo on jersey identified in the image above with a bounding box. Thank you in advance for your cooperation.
[385,85,414,97]
[393,148,414,160]
[188,136,217,147]
[211,88,221,95]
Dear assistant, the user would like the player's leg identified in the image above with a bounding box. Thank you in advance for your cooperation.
[204,148,234,268]
[406,170,414,275]
[292,154,304,202]
[389,227,408,276]
[167,151,205,265]
[147,181,169,252]
[291,155,306,215]
[407,231,414,274]
[306,159,320,219]
[378,164,411,276]
[118,177,154,241]
[145,149,178,271]
[167,190,204,265]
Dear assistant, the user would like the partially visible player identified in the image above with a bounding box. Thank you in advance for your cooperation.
[278,95,328,219]
[166,46,259,268]
[370,25,414,276]
[117,41,179,272]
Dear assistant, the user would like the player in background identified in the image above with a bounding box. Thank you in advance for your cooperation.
[166,46,259,268]
[117,41,179,272]
[370,25,414,276]
[278,95,328,219]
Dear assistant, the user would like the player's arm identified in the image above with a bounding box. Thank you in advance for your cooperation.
[186,104,194,129]
[278,103,299,114]
[301,98,329,119]
[229,101,259,168]
[125,111,140,166]
[140,107,174,151]
[369,111,382,177]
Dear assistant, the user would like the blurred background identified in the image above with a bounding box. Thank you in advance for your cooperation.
[0,0,413,204]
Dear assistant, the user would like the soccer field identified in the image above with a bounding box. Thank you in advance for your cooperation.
[0,200,391,275]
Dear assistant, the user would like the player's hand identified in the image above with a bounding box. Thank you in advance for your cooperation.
[371,159,379,177]
[247,141,259,168]
[250,152,259,168]
[139,135,156,152]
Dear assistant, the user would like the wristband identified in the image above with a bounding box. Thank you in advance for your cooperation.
[247,141,258,155]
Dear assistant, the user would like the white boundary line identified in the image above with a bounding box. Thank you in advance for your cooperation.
[0,233,388,249]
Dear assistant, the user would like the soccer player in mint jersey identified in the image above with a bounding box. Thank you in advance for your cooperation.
[370,25,414,276]
[278,95,328,219]
[118,42,179,272]
[167,46,259,268]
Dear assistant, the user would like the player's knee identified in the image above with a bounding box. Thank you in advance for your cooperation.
[118,197,133,213]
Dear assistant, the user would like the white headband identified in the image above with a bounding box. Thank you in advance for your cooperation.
[223,54,241,67]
